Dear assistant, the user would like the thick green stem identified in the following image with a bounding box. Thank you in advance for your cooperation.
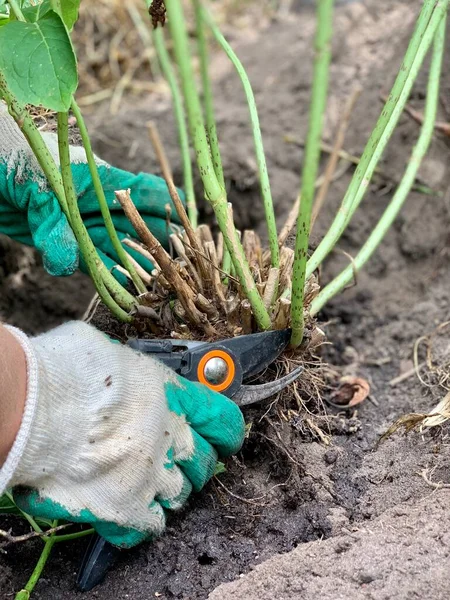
[0,79,69,215]
[203,6,280,270]
[70,100,146,294]
[290,0,334,348]
[193,0,225,190]
[57,112,133,320]
[310,15,445,316]
[7,0,25,21]
[1,80,134,317]
[15,521,58,600]
[305,0,448,280]
[165,0,271,329]
[152,26,198,227]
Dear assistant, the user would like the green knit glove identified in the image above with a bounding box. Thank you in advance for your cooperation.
[0,102,183,277]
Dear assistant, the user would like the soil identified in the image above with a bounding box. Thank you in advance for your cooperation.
[1,1,450,599]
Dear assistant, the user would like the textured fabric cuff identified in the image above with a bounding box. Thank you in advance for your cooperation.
[0,326,39,495]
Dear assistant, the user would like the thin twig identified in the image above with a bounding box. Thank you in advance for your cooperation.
[420,467,450,490]
[0,524,69,547]
[147,121,209,280]
[380,93,450,137]
[310,87,361,231]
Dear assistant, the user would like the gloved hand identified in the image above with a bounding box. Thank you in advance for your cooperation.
[0,102,182,277]
[0,322,245,548]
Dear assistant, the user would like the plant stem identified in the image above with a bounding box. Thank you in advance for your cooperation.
[310,14,445,316]
[51,528,95,543]
[305,0,448,280]
[152,26,197,226]
[15,521,58,600]
[70,100,146,294]
[57,112,133,320]
[193,0,225,190]
[290,0,334,348]
[7,0,25,21]
[0,81,134,318]
[165,0,271,330]
[0,80,69,215]
[203,5,280,270]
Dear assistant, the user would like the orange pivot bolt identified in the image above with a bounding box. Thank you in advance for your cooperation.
[197,350,236,393]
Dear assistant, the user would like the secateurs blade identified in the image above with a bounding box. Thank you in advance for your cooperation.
[77,329,302,592]
[128,328,303,406]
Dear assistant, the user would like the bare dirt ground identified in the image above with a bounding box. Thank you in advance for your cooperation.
[1,0,450,598]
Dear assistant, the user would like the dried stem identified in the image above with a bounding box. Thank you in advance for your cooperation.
[115,189,208,330]
[310,86,361,231]
[147,120,209,281]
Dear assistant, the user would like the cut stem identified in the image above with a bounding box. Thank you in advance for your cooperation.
[310,14,445,316]
[71,100,146,294]
[115,189,209,330]
[152,25,198,226]
[290,0,334,348]
[305,0,448,280]
[203,5,279,270]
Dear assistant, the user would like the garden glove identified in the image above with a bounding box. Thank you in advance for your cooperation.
[0,102,183,277]
[0,321,245,548]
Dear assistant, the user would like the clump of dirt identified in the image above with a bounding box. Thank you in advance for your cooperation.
[1,1,450,599]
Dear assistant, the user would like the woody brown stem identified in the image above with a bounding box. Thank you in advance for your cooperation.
[115,189,207,330]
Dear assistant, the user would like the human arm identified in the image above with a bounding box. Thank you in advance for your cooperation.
[0,323,27,465]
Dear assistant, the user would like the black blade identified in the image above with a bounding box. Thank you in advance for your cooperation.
[77,534,121,592]
[233,366,303,406]
[218,329,291,381]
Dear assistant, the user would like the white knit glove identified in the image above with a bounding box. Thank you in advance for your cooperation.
[0,322,245,547]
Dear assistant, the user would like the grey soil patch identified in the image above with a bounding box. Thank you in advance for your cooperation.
[1,1,450,599]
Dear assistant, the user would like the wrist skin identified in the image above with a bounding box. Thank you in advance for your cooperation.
[0,323,27,465]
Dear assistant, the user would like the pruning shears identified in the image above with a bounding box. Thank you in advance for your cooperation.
[77,329,302,592]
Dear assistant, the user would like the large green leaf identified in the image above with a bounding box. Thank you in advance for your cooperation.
[0,10,77,111]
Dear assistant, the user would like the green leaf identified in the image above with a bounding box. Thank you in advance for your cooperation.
[0,492,21,515]
[22,0,52,22]
[214,461,227,476]
[50,0,80,30]
[0,10,77,111]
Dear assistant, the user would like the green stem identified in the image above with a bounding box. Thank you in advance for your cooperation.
[310,14,445,316]
[5,492,43,534]
[305,0,447,280]
[70,100,146,294]
[203,5,280,270]
[51,527,95,543]
[152,26,198,227]
[7,0,25,21]
[290,0,334,348]
[0,80,69,215]
[15,521,58,600]
[221,245,231,284]
[193,0,225,190]
[0,81,134,318]
[57,112,133,320]
[165,0,271,330]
